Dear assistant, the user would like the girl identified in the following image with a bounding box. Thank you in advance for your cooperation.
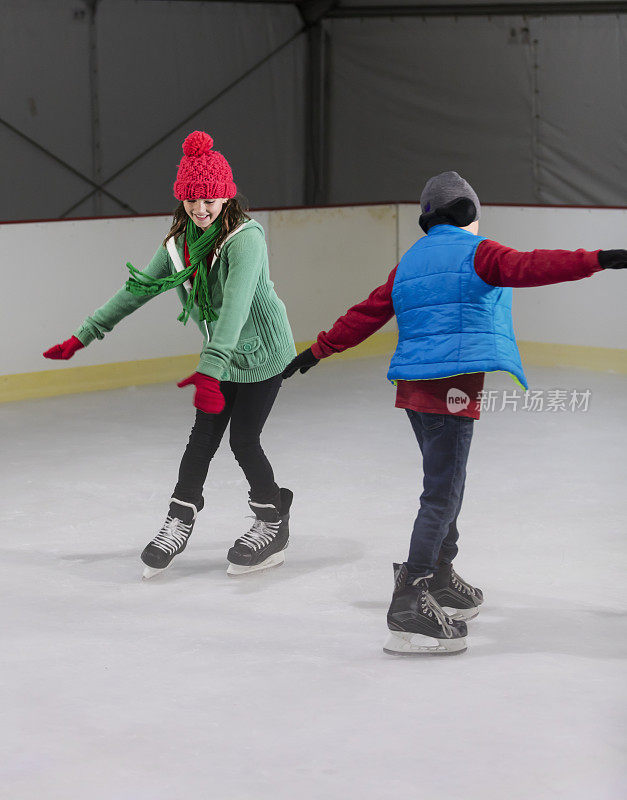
[44,130,297,579]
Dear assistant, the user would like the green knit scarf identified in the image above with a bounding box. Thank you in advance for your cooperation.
[125,215,222,325]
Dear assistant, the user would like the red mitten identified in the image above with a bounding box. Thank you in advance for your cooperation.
[177,372,225,415]
[43,335,84,360]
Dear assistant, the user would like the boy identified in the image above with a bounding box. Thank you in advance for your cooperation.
[283,171,626,655]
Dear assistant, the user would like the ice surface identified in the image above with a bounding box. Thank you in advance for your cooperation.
[2,358,626,800]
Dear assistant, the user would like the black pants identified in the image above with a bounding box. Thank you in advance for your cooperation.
[173,375,283,509]
[405,411,475,576]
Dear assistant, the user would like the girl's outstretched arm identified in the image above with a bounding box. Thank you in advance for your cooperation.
[43,246,171,359]
[71,246,172,347]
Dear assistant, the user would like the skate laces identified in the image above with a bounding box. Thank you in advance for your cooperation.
[151,516,192,555]
[415,577,456,638]
[238,516,280,551]
[451,569,477,598]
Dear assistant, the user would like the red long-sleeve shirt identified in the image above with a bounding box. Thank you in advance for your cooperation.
[311,238,602,419]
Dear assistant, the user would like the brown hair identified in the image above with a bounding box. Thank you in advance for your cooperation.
[164,194,251,251]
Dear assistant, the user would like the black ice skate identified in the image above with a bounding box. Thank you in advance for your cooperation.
[428,562,484,621]
[141,498,198,580]
[383,563,468,655]
[226,488,293,576]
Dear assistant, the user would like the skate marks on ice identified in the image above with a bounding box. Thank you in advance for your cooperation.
[444,594,627,661]
[60,548,139,569]
[348,587,627,661]
[352,598,388,611]
[221,534,366,594]
[5,548,626,662]
[14,525,365,587]
[0,546,140,587]
[62,546,225,583]
[7,544,225,586]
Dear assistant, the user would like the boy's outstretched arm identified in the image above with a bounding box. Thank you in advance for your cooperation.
[282,266,397,378]
[474,241,626,287]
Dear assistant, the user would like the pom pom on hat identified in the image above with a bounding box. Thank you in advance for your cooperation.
[173,130,237,201]
[182,131,214,157]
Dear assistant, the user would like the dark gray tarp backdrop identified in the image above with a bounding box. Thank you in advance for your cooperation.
[326,12,627,206]
[1,0,306,220]
[1,1,625,221]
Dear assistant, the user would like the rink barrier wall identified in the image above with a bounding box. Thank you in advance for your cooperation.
[1,203,626,403]
[2,336,625,404]
[0,333,398,403]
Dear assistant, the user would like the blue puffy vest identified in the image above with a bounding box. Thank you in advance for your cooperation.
[387,225,528,389]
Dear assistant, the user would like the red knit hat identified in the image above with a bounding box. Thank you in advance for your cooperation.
[173,131,237,201]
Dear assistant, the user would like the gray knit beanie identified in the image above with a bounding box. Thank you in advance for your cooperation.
[420,171,481,220]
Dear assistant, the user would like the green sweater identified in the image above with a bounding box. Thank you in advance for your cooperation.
[75,219,296,382]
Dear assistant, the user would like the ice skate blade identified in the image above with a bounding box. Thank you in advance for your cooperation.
[142,563,171,580]
[383,631,467,656]
[443,605,480,621]
[226,550,285,576]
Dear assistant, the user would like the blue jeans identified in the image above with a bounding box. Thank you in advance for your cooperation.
[405,410,474,577]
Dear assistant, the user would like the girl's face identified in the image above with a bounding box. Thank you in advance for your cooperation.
[183,198,227,229]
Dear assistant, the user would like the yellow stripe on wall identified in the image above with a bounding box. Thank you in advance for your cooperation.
[1,334,625,404]
[1,354,200,404]
[517,341,627,374]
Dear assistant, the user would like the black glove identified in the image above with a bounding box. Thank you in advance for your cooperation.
[598,250,627,269]
[282,347,320,378]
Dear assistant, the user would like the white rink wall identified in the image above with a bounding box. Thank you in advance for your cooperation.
[1,203,626,376]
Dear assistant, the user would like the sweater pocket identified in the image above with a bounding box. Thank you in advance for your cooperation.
[232,335,268,370]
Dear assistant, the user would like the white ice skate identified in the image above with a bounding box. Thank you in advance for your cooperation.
[428,563,484,621]
[383,630,467,656]
[226,549,286,576]
[140,499,198,580]
[226,489,292,577]
[384,564,468,655]
[142,563,172,580]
